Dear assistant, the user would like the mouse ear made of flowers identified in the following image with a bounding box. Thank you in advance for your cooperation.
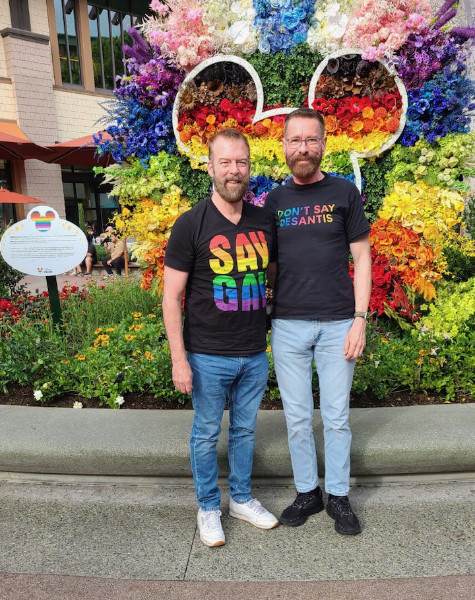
[308,49,408,190]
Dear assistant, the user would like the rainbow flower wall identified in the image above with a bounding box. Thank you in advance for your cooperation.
[94,0,475,329]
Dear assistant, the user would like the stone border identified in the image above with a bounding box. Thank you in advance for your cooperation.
[0,405,473,479]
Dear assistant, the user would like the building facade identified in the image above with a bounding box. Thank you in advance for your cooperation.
[0,0,150,230]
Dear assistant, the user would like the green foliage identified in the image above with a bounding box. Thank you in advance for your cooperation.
[176,156,212,205]
[0,228,27,297]
[322,151,353,175]
[353,317,475,401]
[78,203,86,232]
[247,43,322,107]
[463,196,475,239]
[443,244,475,282]
[418,278,475,340]
[95,153,212,207]
[94,244,107,262]
[360,152,393,221]
[385,134,475,192]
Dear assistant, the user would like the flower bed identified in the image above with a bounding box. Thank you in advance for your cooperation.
[2,1,474,407]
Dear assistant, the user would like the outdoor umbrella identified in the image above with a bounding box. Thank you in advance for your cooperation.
[0,122,53,161]
[46,132,114,167]
[0,189,46,204]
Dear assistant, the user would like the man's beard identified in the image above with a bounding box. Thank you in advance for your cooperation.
[213,173,250,203]
[286,152,322,180]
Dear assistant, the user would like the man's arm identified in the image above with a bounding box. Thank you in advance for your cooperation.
[162,265,193,394]
[344,235,372,361]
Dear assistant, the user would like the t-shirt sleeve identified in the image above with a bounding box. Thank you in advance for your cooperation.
[345,185,371,243]
[164,212,195,273]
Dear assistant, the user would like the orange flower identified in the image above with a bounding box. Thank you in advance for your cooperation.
[374,107,387,119]
[206,115,216,125]
[325,115,339,133]
[362,119,374,133]
[352,120,363,132]
[362,106,374,119]
[392,245,406,257]
[254,122,268,136]
[386,117,400,132]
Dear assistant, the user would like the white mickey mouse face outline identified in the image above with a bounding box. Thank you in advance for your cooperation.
[172,50,408,191]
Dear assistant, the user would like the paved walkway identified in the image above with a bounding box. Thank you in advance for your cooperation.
[1,480,473,599]
[1,375,474,598]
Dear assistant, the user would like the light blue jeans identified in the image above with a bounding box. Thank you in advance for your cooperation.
[187,351,268,511]
[271,318,356,496]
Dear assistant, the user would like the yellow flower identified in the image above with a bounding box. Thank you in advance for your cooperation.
[133,312,142,318]
[125,334,136,341]
[132,349,141,356]
[100,334,109,340]
[106,328,115,333]
[94,328,102,335]
[144,351,155,360]
[76,354,86,361]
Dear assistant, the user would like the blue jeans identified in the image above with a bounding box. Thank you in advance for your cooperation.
[187,351,268,511]
[271,318,355,496]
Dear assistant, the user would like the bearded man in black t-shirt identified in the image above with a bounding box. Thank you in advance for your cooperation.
[163,129,279,548]
[265,108,372,535]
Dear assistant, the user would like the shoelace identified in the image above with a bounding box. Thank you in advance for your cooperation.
[293,491,317,508]
[201,510,222,529]
[331,497,353,516]
[246,498,267,515]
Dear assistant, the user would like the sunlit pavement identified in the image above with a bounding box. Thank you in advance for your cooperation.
[0,480,473,600]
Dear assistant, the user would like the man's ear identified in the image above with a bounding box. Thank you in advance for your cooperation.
[207,159,214,178]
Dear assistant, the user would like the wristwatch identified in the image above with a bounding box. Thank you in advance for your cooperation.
[354,312,368,319]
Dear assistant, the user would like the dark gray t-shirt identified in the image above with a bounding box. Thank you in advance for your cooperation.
[165,197,275,355]
[264,174,370,320]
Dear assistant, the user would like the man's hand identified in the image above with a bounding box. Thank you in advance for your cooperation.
[172,359,193,395]
[343,318,367,360]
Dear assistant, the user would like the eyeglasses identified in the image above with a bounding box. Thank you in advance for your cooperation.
[285,137,324,149]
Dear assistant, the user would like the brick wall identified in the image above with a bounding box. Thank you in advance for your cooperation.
[2,30,64,215]
[54,89,112,141]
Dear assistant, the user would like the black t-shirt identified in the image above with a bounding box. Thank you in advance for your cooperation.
[164,197,275,356]
[264,174,370,320]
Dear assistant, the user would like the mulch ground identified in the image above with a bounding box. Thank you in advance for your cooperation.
[0,384,470,409]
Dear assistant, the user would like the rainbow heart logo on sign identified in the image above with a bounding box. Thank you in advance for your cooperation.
[31,211,55,232]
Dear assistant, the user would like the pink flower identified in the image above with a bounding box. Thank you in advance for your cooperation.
[150,0,169,16]
[186,8,202,21]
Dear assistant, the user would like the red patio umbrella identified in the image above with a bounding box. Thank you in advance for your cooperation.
[0,188,46,204]
[46,132,114,167]
[0,127,53,161]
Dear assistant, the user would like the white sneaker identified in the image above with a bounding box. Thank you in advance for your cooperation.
[229,498,279,530]
[197,509,225,547]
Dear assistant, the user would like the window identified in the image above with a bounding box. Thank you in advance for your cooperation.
[9,0,31,31]
[54,0,82,86]
[88,1,144,90]
[61,166,119,231]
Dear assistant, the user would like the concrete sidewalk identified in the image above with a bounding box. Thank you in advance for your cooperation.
[0,480,473,598]
[0,404,474,598]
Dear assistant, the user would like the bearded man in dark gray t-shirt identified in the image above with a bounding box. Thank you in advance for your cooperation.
[265,108,372,535]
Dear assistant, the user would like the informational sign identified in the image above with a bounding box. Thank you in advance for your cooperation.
[0,206,88,276]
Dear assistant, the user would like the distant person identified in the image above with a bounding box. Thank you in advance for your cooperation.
[70,226,97,277]
[101,231,125,276]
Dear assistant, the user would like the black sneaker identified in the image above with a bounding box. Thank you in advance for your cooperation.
[279,487,324,527]
[326,495,361,535]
